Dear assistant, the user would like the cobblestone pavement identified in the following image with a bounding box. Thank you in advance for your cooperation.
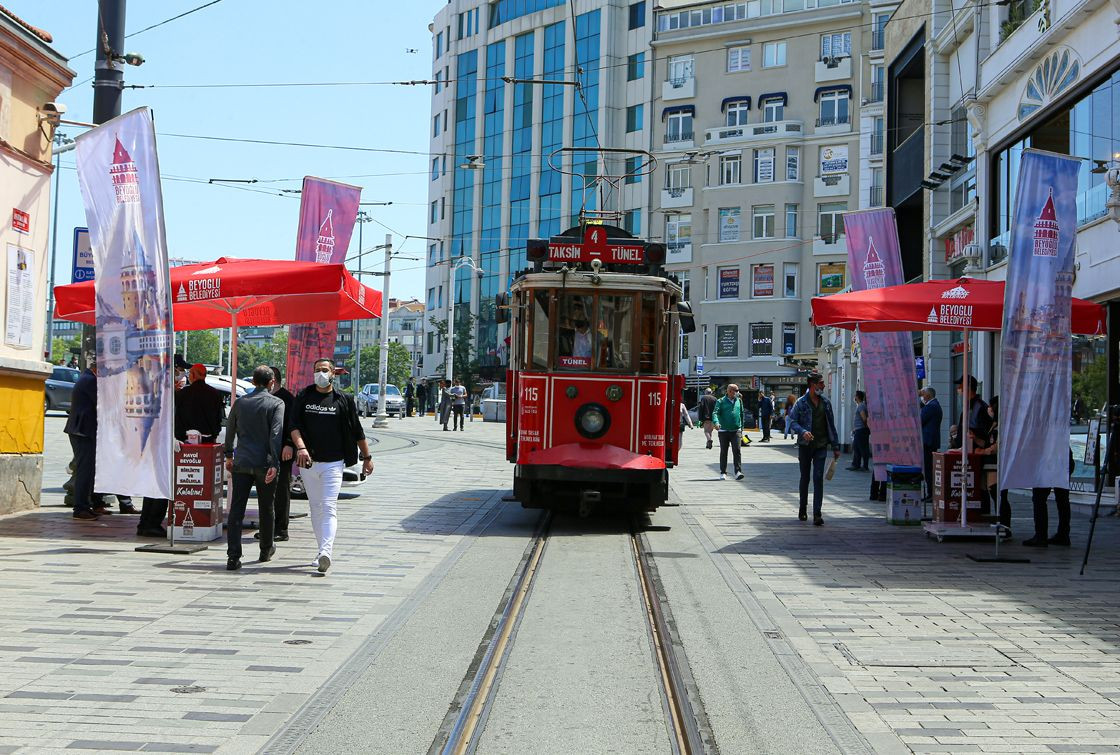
[668,428,1120,754]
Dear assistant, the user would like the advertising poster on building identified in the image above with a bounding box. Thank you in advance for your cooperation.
[718,267,739,299]
[843,208,923,472]
[5,244,33,349]
[718,207,740,243]
[286,177,362,389]
[752,264,774,297]
[75,108,174,499]
[999,149,1082,490]
[820,145,848,175]
[818,263,845,294]
[716,324,738,357]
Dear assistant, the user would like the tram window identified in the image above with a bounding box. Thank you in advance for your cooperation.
[638,293,661,372]
[557,293,595,369]
[597,294,634,371]
[531,291,550,369]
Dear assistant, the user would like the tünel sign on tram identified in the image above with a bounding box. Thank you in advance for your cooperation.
[548,225,647,264]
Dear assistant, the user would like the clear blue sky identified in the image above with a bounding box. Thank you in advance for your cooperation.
[6,0,439,301]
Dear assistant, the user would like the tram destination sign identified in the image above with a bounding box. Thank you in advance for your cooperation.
[547,225,646,265]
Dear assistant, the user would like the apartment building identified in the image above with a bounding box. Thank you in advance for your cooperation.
[651,0,873,407]
[424,0,655,381]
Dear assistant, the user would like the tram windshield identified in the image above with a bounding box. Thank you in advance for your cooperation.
[556,291,633,371]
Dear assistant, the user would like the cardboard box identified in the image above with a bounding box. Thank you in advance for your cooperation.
[172,443,224,542]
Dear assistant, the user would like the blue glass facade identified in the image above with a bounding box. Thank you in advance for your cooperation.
[537,21,565,240]
[509,33,535,289]
[570,10,601,226]
[478,41,506,365]
[488,0,565,28]
[452,49,478,317]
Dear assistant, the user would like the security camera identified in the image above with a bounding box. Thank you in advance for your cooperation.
[475,267,484,279]
[42,102,67,115]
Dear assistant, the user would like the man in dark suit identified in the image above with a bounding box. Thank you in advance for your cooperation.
[175,364,225,442]
[268,365,296,541]
[758,391,774,442]
[64,365,101,520]
[920,386,943,502]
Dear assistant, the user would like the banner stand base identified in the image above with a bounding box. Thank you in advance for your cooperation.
[967,554,1031,564]
[923,521,998,543]
[135,542,209,555]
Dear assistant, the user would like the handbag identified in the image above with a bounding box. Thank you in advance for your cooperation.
[740,431,752,448]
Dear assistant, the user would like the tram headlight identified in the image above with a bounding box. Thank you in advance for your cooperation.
[575,402,611,439]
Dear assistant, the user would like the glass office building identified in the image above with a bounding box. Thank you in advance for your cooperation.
[424,0,653,380]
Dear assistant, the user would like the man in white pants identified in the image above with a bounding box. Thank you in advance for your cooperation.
[290,358,374,573]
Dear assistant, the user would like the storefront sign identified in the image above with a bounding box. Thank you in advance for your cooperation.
[11,208,29,234]
[818,263,845,294]
[752,264,774,297]
[719,267,740,299]
[944,224,975,262]
[820,145,848,175]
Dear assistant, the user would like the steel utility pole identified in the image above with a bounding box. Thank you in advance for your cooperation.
[374,234,392,428]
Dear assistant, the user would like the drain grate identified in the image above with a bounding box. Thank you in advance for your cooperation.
[170,686,206,694]
[835,641,1017,668]
[283,639,313,645]
[764,630,783,640]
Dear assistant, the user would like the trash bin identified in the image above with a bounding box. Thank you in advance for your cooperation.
[886,464,923,525]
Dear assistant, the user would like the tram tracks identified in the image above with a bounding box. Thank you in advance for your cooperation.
[431,511,713,755]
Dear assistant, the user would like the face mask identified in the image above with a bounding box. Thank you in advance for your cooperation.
[314,371,333,389]
[920,397,928,405]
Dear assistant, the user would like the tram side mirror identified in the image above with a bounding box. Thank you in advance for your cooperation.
[677,302,696,334]
[495,292,510,324]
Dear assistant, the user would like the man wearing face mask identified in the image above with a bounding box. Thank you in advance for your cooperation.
[290,358,374,574]
[789,373,841,525]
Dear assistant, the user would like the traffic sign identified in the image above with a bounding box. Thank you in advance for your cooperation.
[696,355,704,375]
[71,227,93,283]
[915,356,926,380]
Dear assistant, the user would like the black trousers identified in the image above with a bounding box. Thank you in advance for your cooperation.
[717,430,741,474]
[228,468,276,561]
[68,434,95,514]
[452,405,465,430]
[406,397,415,416]
[852,428,871,470]
[798,445,828,518]
[417,395,427,416]
[870,476,887,501]
[1032,486,1071,539]
[274,460,291,535]
[922,444,936,498]
[760,414,772,441]
[139,498,168,530]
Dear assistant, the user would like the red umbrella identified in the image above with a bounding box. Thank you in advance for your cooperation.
[811,277,1105,334]
[54,256,381,331]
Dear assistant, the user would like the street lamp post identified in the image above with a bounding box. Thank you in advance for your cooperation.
[46,133,75,363]
[374,234,393,428]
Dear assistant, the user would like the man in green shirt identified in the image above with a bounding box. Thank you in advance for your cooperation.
[712,383,745,480]
[789,372,841,525]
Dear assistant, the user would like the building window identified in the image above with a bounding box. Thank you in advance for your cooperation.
[626,104,644,132]
[870,64,884,102]
[726,101,750,126]
[435,31,444,59]
[668,163,691,191]
[428,243,439,266]
[818,202,847,242]
[871,13,889,50]
[625,156,642,184]
[750,323,774,356]
[752,204,775,239]
[437,284,444,308]
[432,113,440,137]
[727,45,750,72]
[786,146,800,181]
[753,148,775,183]
[623,209,641,235]
[785,203,799,238]
[718,266,740,299]
[440,196,445,219]
[431,158,440,181]
[870,167,884,207]
[665,111,693,142]
[719,154,741,185]
[718,207,741,242]
[752,263,775,297]
[820,31,851,60]
[716,324,738,357]
[763,41,787,68]
[629,1,646,29]
[761,97,784,122]
[817,90,849,126]
[430,200,438,224]
[949,104,976,214]
[666,213,692,256]
[668,55,694,86]
[783,262,798,297]
[677,271,690,300]
[782,323,797,355]
[871,116,884,155]
[627,52,645,81]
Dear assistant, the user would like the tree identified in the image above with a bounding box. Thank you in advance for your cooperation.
[236,329,289,377]
[343,342,411,390]
[1073,354,1107,414]
[183,329,220,366]
[428,310,481,398]
[51,335,81,364]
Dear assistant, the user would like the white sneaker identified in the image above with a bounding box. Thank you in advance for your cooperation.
[317,554,331,573]
[719,473,727,480]
[736,472,744,480]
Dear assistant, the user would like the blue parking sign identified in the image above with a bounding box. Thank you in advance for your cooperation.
[915,356,926,380]
[696,355,704,375]
[71,227,93,282]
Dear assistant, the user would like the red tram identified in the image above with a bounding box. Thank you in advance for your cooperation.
[503,224,695,513]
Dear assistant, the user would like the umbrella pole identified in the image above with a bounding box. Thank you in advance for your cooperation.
[961,328,970,529]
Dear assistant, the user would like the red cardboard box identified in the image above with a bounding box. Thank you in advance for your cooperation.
[173,443,225,541]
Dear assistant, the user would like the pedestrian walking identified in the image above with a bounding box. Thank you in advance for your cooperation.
[847,390,871,471]
[267,366,296,542]
[437,379,452,430]
[712,384,745,481]
[405,377,416,417]
[450,377,467,431]
[919,386,943,502]
[417,379,429,417]
[64,364,100,521]
[1024,448,1075,548]
[290,358,374,574]
[783,394,796,439]
[789,373,841,525]
[758,391,773,442]
[223,366,285,572]
[697,388,717,449]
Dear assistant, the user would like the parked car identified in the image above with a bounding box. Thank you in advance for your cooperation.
[44,366,81,413]
[290,462,367,499]
[356,383,405,417]
[204,375,253,408]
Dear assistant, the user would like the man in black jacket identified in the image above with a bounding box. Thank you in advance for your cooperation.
[175,364,225,443]
[268,365,296,541]
[64,366,100,520]
[697,388,717,450]
[291,358,374,574]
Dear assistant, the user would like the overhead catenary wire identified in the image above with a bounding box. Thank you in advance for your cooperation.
[69,0,227,60]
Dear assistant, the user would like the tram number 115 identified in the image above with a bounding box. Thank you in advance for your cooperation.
[647,391,662,406]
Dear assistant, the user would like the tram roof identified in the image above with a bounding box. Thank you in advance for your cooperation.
[511,271,682,295]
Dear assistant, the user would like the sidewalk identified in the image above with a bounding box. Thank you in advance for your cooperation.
[669,431,1120,754]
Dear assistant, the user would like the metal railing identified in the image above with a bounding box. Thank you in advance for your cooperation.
[871,29,885,51]
[870,132,884,155]
[868,80,884,103]
[869,186,884,206]
[665,130,694,143]
[815,114,850,127]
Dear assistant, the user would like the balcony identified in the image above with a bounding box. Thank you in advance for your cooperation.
[814,56,851,83]
[890,128,925,204]
[663,131,695,149]
[813,173,850,198]
[812,234,846,255]
[813,114,851,136]
[662,76,695,102]
[661,186,693,209]
[870,132,884,156]
[869,185,884,207]
[867,80,884,104]
[704,120,803,147]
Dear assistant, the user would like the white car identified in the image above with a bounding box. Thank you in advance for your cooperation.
[356,383,406,418]
[289,461,367,499]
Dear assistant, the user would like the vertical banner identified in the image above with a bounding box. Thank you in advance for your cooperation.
[999,149,1081,490]
[286,177,361,390]
[843,208,923,472]
[75,108,174,499]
